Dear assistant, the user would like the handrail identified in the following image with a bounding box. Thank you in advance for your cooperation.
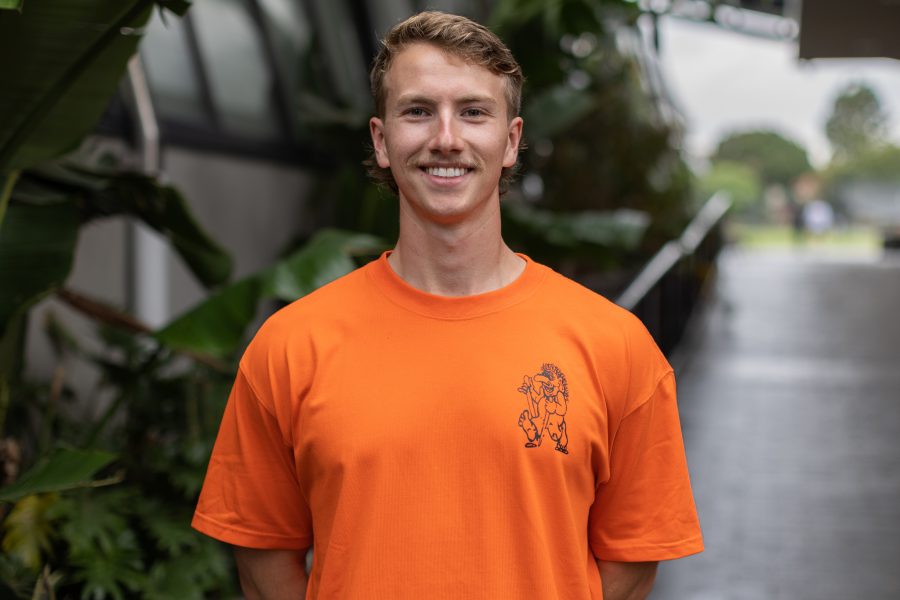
[616,191,731,312]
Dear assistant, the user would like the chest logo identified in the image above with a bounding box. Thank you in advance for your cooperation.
[516,363,569,454]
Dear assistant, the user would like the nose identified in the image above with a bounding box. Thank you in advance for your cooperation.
[428,111,464,154]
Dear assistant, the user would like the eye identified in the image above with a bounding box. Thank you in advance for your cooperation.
[463,108,485,118]
[404,107,428,117]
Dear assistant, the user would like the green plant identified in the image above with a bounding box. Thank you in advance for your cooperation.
[698,160,763,217]
[292,0,667,278]
[0,1,701,596]
[825,82,890,162]
[0,1,385,596]
[491,0,693,264]
[711,129,812,189]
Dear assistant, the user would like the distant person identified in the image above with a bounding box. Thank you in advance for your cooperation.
[803,198,835,239]
[191,11,703,600]
[790,198,806,244]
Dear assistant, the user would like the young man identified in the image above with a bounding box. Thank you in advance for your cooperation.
[193,11,703,599]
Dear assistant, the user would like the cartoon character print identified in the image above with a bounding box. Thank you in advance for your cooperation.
[517,363,569,454]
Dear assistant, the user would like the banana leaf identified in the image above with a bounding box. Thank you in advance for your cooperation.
[22,163,233,287]
[0,166,232,352]
[0,201,80,342]
[0,1,164,173]
[0,448,117,503]
[156,229,386,358]
[502,203,649,268]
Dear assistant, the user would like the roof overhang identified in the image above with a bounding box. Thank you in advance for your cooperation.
[798,0,900,60]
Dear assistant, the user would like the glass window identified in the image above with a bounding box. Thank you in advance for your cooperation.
[141,9,208,126]
[308,0,371,115]
[191,0,281,139]
[257,0,313,138]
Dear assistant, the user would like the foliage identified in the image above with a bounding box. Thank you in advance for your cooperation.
[0,449,115,503]
[1,0,239,597]
[822,144,900,184]
[502,204,649,269]
[156,228,385,357]
[0,0,173,174]
[825,82,889,162]
[820,144,900,209]
[0,1,701,597]
[293,0,677,275]
[712,129,812,187]
[698,160,762,216]
[0,218,382,596]
[1,334,237,597]
[492,0,694,258]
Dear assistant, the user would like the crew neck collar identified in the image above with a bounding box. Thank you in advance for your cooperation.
[365,251,545,320]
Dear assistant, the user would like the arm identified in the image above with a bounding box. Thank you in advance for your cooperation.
[597,559,658,600]
[234,546,309,600]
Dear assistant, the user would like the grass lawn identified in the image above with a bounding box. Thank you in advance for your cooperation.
[727,222,883,250]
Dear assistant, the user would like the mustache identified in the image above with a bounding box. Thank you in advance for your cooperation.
[409,158,481,170]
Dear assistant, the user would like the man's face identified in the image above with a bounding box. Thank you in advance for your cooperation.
[369,43,523,226]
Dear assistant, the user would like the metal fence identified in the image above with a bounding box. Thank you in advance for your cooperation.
[616,192,731,356]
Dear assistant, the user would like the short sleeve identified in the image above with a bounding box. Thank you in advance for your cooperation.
[192,367,313,549]
[588,371,703,561]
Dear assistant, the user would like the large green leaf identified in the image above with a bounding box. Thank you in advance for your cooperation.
[15,164,233,287]
[0,0,23,12]
[154,277,262,359]
[67,164,232,287]
[0,448,116,503]
[0,201,79,339]
[155,229,386,358]
[503,204,649,249]
[264,229,384,302]
[0,1,157,173]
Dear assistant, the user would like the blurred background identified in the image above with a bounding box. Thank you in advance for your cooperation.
[1,0,899,597]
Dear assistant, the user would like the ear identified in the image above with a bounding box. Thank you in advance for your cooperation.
[370,117,390,168]
[503,116,524,168]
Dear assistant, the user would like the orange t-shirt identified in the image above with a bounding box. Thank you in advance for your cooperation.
[193,252,703,598]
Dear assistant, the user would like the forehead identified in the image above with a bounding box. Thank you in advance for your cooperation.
[382,43,506,105]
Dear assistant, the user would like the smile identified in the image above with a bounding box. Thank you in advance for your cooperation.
[422,166,471,178]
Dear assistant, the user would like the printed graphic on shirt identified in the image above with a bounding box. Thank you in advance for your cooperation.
[516,363,569,454]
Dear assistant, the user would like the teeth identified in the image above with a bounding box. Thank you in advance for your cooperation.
[426,167,467,178]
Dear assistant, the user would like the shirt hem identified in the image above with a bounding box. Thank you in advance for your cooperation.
[192,511,312,550]
[590,535,704,562]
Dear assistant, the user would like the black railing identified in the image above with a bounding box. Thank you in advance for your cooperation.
[616,192,731,355]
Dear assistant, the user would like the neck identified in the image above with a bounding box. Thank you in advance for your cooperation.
[388,198,525,296]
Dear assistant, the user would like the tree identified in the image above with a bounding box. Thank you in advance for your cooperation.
[711,130,812,188]
[698,161,762,216]
[825,83,889,161]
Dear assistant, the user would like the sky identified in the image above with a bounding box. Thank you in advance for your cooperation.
[656,16,900,168]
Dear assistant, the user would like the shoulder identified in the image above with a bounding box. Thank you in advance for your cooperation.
[534,263,659,344]
[254,260,372,343]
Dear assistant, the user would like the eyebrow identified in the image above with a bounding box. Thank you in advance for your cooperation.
[394,94,500,108]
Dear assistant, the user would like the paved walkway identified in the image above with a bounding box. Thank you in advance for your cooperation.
[652,247,900,600]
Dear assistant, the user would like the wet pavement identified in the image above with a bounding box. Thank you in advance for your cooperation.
[652,247,900,600]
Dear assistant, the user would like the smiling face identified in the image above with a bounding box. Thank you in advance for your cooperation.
[369,43,523,226]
